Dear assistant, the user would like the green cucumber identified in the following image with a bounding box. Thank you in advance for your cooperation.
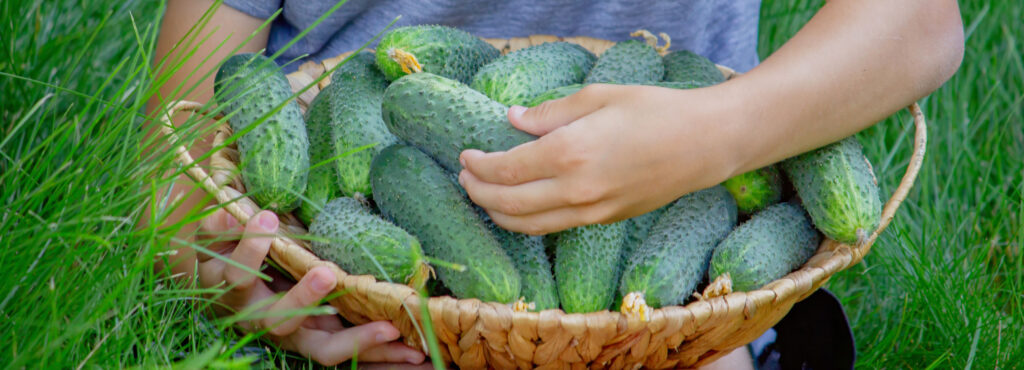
[781,137,882,245]
[662,49,725,85]
[619,186,737,308]
[483,215,559,311]
[214,53,309,212]
[471,42,596,106]
[375,25,500,84]
[723,165,784,216]
[554,222,627,313]
[382,72,537,173]
[709,202,821,291]
[584,40,664,84]
[370,144,521,303]
[308,198,428,287]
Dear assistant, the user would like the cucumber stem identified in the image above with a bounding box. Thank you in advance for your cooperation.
[620,292,651,322]
[388,48,423,74]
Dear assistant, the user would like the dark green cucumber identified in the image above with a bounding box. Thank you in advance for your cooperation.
[471,42,596,106]
[481,214,559,311]
[370,144,521,303]
[309,198,429,287]
[382,72,537,173]
[662,49,725,84]
[619,206,669,272]
[307,51,395,204]
[709,202,821,291]
[723,165,784,216]
[375,25,500,84]
[619,186,737,308]
[298,52,389,222]
[584,40,664,84]
[555,222,627,313]
[214,53,309,212]
[781,137,882,245]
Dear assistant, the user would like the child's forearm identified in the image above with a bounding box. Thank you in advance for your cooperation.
[716,0,963,176]
[146,0,270,275]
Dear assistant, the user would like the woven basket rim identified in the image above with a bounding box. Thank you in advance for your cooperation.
[158,34,927,368]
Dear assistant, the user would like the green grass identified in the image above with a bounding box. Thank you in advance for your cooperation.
[1,0,1021,368]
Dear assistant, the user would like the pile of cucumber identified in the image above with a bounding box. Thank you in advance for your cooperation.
[212,25,882,313]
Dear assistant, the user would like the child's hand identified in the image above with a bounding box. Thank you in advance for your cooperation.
[197,208,426,366]
[458,84,740,235]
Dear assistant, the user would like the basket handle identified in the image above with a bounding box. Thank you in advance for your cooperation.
[848,103,927,263]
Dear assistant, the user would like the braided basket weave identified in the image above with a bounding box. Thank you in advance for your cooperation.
[160,35,927,369]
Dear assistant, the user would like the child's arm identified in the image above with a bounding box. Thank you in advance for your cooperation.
[148,1,423,365]
[458,0,964,235]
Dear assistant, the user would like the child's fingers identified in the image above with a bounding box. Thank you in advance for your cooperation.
[488,202,617,235]
[196,208,243,260]
[459,170,565,217]
[283,321,402,366]
[459,140,560,186]
[222,211,277,289]
[353,342,427,365]
[511,83,611,135]
[261,266,336,337]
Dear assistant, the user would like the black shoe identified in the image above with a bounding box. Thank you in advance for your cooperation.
[749,288,856,370]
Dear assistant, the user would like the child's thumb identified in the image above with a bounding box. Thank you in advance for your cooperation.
[509,85,609,136]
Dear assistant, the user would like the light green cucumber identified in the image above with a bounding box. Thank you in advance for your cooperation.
[309,198,429,288]
[723,165,784,216]
[619,186,737,308]
[214,53,309,212]
[375,25,500,84]
[709,202,821,291]
[781,137,882,245]
[382,72,536,173]
[554,222,627,313]
[370,144,521,303]
[471,42,596,106]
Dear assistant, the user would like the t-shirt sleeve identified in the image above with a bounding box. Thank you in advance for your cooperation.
[223,0,283,20]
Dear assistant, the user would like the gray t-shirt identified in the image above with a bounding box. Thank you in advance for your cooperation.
[224,0,761,73]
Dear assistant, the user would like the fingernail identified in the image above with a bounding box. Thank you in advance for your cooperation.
[258,211,278,231]
[459,154,467,168]
[225,213,238,229]
[458,172,466,187]
[375,333,391,343]
[311,273,333,293]
[508,105,527,120]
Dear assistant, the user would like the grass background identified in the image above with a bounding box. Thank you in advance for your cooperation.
[1,0,1020,368]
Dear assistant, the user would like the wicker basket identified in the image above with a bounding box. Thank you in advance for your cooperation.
[159,35,927,369]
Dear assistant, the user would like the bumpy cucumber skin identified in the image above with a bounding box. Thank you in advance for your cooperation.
[723,165,784,216]
[709,202,821,291]
[309,198,424,284]
[555,222,627,313]
[584,40,664,84]
[662,49,725,84]
[375,25,500,84]
[214,53,309,213]
[370,144,521,303]
[482,215,559,311]
[782,137,882,245]
[382,73,537,173]
[298,52,389,222]
[619,206,668,271]
[304,52,394,204]
[619,186,737,308]
[471,42,596,106]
